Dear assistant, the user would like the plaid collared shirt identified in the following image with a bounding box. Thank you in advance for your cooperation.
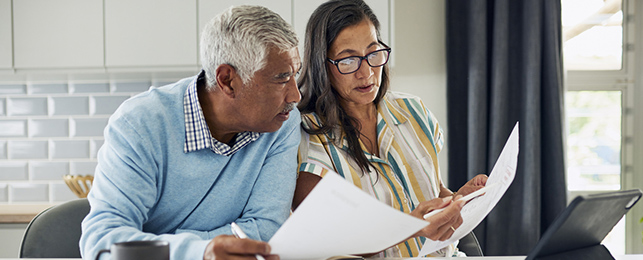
[183,71,260,156]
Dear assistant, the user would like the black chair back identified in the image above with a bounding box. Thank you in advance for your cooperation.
[19,198,90,258]
[459,231,484,256]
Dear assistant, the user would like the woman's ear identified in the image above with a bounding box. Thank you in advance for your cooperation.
[214,64,238,97]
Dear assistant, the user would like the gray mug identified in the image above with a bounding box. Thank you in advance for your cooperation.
[95,240,169,260]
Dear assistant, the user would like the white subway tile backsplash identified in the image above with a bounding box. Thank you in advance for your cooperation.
[0,97,5,116]
[30,83,68,94]
[0,141,6,159]
[0,184,7,202]
[50,96,89,115]
[151,81,175,88]
[29,119,69,137]
[72,118,108,137]
[51,182,77,202]
[90,95,129,115]
[30,161,69,180]
[9,141,48,159]
[10,183,49,202]
[0,85,27,94]
[1,77,186,203]
[90,139,104,159]
[7,97,48,116]
[50,140,89,159]
[0,162,29,181]
[0,120,27,137]
[112,82,150,93]
[70,83,110,93]
[71,161,97,175]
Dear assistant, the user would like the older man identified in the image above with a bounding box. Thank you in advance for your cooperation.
[80,5,301,260]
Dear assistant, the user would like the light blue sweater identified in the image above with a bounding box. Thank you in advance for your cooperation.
[80,76,300,260]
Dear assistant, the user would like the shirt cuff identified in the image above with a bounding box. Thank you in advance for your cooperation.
[182,239,211,260]
[298,162,331,177]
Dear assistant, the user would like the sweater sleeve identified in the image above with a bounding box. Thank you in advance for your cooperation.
[80,111,210,260]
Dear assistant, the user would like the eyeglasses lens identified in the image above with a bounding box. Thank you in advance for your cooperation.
[337,49,389,74]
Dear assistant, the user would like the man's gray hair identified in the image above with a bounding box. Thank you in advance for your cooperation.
[200,5,298,88]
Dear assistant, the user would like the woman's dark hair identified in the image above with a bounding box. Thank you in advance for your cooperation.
[297,0,390,173]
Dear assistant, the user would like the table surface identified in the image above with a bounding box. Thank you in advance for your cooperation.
[1,256,641,260]
[375,257,641,260]
[0,203,55,223]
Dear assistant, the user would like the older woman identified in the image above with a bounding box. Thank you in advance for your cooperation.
[294,0,487,257]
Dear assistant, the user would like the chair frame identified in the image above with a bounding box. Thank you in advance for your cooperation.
[459,231,484,256]
[19,198,90,258]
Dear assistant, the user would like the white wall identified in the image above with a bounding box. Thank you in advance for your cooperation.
[389,0,449,184]
[0,224,27,257]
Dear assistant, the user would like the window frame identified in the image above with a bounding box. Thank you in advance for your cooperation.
[563,0,643,254]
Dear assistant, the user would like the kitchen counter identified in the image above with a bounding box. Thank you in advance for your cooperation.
[0,204,56,223]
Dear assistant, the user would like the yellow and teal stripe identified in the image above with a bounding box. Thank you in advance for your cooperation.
[298,91,451,257]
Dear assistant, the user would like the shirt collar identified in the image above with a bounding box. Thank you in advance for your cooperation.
[380,94,410,125]
[183,70,260,156]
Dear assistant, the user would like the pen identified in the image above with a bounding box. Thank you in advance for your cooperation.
[423,183,497,219]
[230,222,267,260]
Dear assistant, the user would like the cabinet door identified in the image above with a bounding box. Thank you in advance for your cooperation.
[199,0,291,30]
[105,0,197,67]
[197,0,292,66]
[13,0,104,69]
[0,0,11,69]
[293,0,390,57]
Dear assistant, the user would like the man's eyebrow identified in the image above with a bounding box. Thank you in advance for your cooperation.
[274,71,293,79]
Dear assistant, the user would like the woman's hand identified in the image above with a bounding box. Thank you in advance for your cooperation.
[455,174,488,198]
[410,197,465,241]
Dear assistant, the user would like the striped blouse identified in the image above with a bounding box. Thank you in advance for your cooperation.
[297,91,456,257]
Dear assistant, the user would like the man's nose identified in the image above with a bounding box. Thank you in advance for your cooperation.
[286,78,301,104]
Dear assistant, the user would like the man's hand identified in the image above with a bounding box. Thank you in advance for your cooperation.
[203,235,278,260]
[456,174,488,198]
[410,197,465,241]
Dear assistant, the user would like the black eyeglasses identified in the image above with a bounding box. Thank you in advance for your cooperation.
[327,44,391,74]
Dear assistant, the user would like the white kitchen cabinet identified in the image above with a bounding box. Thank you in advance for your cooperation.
[0,0,11,69]
[292,0,390,58]
[104,0,197,67]
[198,0,292,32]
[12,0,104,69]
[7,0,391,71]
[197,0,292,66]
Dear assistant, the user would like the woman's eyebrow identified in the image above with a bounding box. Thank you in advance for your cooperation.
[334,41,381,57]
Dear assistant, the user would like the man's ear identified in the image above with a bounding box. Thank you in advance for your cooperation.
[214,64,238,97]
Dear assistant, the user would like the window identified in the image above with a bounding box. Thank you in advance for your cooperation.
[562,0,642,254]
[565,91,621,192]
[562,0,623,70]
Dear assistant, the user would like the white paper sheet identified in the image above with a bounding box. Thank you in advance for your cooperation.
[269,172,430,260]
[419,122,520,256]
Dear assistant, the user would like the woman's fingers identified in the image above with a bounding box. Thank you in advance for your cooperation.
[472,174,488,186]
[419,199,465,241]
[457,174,489,197]
[410,197,451,219]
